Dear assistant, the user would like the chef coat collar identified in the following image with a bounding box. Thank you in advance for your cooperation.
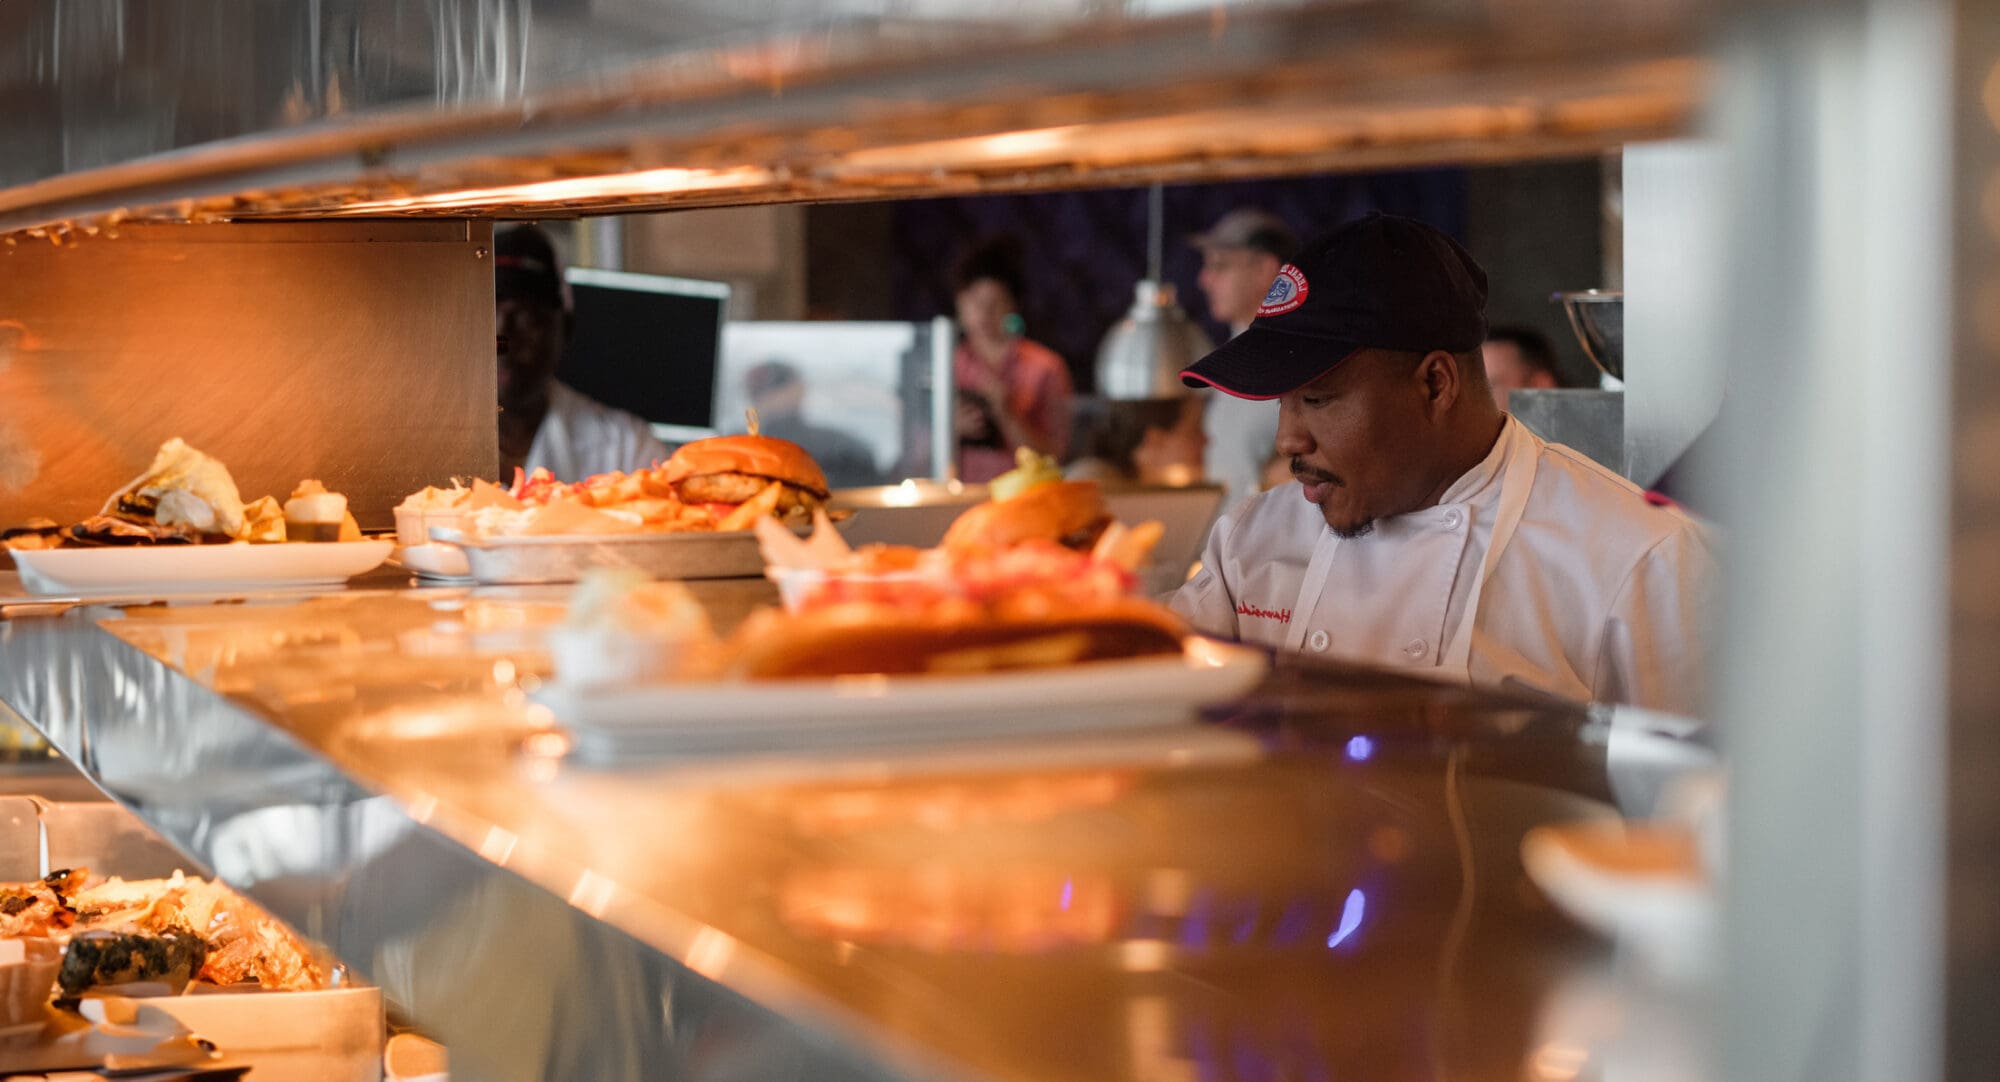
[1434,416,1518,508]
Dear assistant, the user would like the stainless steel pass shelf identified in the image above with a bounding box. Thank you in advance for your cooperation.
[0,588,1650,1081]
[0,0,1705,233]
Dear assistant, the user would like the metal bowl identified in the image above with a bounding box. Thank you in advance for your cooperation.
[1552,290,1623,380]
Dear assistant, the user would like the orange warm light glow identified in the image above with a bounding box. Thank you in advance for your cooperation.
[334,165,778,213]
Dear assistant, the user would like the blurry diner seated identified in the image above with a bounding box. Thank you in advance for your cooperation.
[1066,396,1208,487]
[951,237,1074,483]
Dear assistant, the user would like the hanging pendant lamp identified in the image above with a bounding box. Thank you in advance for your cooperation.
[1094,184,1213,399]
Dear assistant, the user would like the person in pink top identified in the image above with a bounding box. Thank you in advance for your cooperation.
[950,239,1075,483]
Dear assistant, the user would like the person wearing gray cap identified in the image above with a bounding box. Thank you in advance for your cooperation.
[1192,208,1299,510]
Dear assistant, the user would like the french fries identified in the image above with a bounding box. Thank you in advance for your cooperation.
[716,481,784,533]
[1090,520,1165,572]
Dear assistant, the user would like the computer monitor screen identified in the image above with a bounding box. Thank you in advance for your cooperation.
[556,268,730,440]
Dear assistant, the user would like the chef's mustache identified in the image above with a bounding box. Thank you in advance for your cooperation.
[1291,458,1340,486]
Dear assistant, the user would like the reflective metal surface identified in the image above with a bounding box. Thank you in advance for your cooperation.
[0,586,1708,1080]
[0,1,1706,232]
[1620,140,1727,489]
[1094,283,1214,401]
[1508,388,1625,476]
[1702,3,1952,1080]
[1553,289,1624,380]
[0,220,495,532]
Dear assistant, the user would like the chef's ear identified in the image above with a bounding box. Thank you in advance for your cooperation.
[1415,349,1462,413]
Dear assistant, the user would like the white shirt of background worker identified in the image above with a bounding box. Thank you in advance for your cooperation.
[1173,213,1715,716]
[494,223,667,481]
[1192,208,1297,509]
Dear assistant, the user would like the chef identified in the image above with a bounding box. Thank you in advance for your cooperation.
[494,223,668,480]
[1171,213,1714,715]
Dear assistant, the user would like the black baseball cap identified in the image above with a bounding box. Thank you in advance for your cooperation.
[494,223,567,310]
[1180,212,1488,399]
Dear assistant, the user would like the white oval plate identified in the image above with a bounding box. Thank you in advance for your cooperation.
[1521,820,1716,984]
[535,636,1268,762]
[10,540,394,597]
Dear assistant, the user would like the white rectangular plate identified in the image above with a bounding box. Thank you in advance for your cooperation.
[535,636,1268,762]
[9,540,394,597]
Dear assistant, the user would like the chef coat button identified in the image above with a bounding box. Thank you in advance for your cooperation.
[1403,638,1428,659]
[1307,629,1331,652]
[1442,508,1464,531]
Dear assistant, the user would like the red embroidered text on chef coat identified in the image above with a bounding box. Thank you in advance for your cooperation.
[1236,602,1292,624]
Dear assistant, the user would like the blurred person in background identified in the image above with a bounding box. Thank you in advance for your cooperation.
[1480,325,1562,410]
[745,361,882,487]
[494,223,667,480]
[1066,396,1207,486]
[952,237,1074,483]
[1193,207,1299,510]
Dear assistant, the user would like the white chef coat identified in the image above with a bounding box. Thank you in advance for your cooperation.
[525,381,670,481]
[1170,417,1715,715]
[1202,391,1281,509]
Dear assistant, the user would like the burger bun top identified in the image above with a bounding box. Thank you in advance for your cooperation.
[664,435,829,498]
[941,481,1106,553]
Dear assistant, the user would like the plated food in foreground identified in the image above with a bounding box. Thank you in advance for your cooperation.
[757,448,1165,618]
[534,473,1260,753]
[536,597,1265,760]
[662,433,829,521]
[2,439,361,551]
[0,867,325,1024]
[406,432,832,541]
[547,505,1181,690]
[736,527,1180,677]
[545,569,720,688]
[730,593,1184,678]
[941,448,1112,555]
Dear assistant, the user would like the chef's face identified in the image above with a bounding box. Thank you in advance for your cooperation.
[1198,246,1282,329]
[496,295,565,409]
[1276,348,1455,538]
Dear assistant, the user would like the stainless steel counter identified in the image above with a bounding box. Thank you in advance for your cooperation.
[0,584,1704,1082]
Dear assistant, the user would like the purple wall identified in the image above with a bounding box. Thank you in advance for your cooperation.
[887,171,1470,393]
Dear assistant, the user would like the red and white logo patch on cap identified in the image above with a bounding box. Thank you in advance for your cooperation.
[1256,264,1310,318]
